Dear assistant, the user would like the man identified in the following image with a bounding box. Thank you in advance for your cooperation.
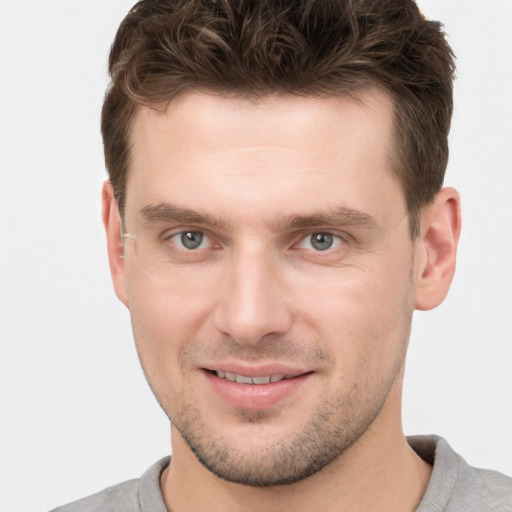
[53,0,512,510]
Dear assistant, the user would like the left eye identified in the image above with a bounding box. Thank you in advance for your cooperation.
[298,232,343,252]
[169,231,210,250]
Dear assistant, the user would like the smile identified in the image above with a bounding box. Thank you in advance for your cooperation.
[215,370,288,384]
[205,367,313,409]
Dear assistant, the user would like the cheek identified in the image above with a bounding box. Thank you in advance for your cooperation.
[125,269,216,396]
[295,256,414,373]
[126,261,217,339]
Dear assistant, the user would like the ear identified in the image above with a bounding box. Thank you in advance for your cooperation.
[414,187,461,311]
[102,181,129,307]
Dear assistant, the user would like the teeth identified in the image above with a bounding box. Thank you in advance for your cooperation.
[235,374,253,384]
[215,371,287,384]
[252,376,271,384]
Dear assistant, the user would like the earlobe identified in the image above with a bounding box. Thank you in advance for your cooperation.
[102,181,129,307]
[414,187,461,311]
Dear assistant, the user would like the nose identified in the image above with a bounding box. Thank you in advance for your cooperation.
[212,247,293,345]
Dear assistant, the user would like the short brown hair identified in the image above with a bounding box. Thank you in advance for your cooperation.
[101,0,455,236]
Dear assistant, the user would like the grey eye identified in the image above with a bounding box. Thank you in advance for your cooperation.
[180,231,204,249]
[310,233,334,251]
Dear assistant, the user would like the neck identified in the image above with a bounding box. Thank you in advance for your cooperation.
[160,381,431,512]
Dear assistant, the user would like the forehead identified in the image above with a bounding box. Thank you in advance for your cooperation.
[131,89,395,157]
[126,89,404,228]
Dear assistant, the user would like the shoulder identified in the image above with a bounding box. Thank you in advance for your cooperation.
[50,479,140,512]
[450,460,512,511]
[410,436,512,512]
[49,457,170,512]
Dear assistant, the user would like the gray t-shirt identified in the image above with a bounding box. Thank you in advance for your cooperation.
[51,436,512,511]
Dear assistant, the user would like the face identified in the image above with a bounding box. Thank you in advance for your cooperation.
[117,90,420,486]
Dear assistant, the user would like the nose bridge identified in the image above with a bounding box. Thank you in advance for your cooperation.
[213,242,292,345]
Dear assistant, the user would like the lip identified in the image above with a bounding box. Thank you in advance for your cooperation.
[202,363,313,410]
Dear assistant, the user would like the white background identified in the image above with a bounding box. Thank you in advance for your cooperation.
[0,1,511,511]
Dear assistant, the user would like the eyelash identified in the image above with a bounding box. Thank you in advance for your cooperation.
[295,232,345,252]
[165,230,215,251]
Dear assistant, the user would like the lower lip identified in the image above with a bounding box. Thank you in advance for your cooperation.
[204,371,312,410]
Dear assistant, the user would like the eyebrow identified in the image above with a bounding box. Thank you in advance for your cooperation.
[139,203,233,230]
[270,206,378,231]
[139,203,378,231]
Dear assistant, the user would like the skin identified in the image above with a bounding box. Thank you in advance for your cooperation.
[103,89,461,511]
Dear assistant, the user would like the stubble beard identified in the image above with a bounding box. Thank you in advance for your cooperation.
[169,378,395,487]
[169,328,411,488]
[137,288,414,487]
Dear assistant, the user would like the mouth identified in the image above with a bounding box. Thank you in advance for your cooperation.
[213,370,293,385]
[203,366,313,409]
